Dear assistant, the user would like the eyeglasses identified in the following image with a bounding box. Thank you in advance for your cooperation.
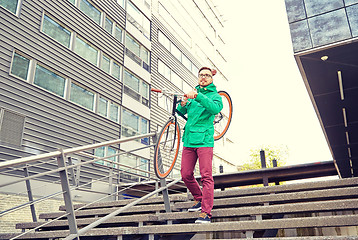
[198,74,212,79]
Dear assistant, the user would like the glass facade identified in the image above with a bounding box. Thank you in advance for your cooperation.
[285,0,358,52]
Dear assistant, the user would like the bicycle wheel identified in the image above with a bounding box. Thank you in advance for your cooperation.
[154,118,181,179]
[214,91,233,141]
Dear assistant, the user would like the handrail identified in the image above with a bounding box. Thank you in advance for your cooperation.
[0,132,185,240]
[0,141,156,189]
[63,178,183,240]
[0,133,156,169]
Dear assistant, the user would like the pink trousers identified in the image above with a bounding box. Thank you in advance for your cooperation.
[181,147,214,217]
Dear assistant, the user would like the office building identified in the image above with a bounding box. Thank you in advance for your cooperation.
[0,0,234,189]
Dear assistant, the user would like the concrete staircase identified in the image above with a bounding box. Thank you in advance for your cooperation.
[1,177,358,239]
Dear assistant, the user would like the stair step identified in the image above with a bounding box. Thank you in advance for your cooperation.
[229,237,358,240]
[63,177,356,212]
[2,214,358,239]
[175,186,358,210]
[39,185,358,221]
[213,176,358,199]
[58,193,188,211]
[17,198,358,230]
[40,203,170,220]
[16,198,358,230]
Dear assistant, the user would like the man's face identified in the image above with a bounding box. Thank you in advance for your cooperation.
[198,69,213,87]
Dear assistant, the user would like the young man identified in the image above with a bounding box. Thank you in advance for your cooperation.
[176,67,223,223]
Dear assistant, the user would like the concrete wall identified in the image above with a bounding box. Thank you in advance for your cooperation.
[0,193,65,233]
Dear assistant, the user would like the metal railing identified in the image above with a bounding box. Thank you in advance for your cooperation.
[0,133,184,240]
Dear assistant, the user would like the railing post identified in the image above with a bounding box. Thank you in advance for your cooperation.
[109,167,114,198]
[260,150,268,186]
[272,158,280,185]
[160,178,171,213]
[152,132,171,212]
[67,157,78,186]
[57,149,79,239]
[23,166,37,222]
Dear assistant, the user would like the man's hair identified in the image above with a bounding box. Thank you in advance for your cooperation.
[198,67,217,76]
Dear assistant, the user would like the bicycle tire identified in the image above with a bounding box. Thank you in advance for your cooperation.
[154,118,181,179]
[214,91,233,141]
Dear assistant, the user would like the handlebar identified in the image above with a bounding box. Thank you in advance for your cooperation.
[151,88,163,93]
[151,88,188,98]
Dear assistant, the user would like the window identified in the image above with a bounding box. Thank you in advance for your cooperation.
[182,54,191,71]
[94,146,118,167]
[126,34,140,57]
[119,153,149,176]
[125,34,150,70]
[183,81,192,94]
[100,54,122,80]
[42,15,71,47]
[139,158,149,177]
[122,108,139,134]
[98,97,108,117]
[127,1,150,39]
[158,60,183,91]
[121,108,149,144]
[158,31,170,50]
[94,146,105,165]
[109,102,120,123]
[123,70,149,106]
[158,94,173,112]
[140,46,149,65]
[74,36,98,65]
[140,81,149,99]
[157,30,198,76]
[114,26,123,42]
[79,0,101,24]
[97,97,119,123]
[101,54,110,74]
[172,72,183,90]
[140,118,149,145]
[10,51,124,122]
[124,70,139,92]
[70,82,95,110]
[107,147,117,167]
[158,60,170,80]
[192,65,199,76]
[11,53,30,80]
[111,61,121,81]
[158,3,191,47]
[120,153,137,174]
[104,16,113,34]
[171,44,181,61]
[34,64,66,97]
[1,0,20,14]
[117,0,125,8]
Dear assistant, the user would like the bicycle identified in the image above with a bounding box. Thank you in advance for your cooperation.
[151,88,233,179]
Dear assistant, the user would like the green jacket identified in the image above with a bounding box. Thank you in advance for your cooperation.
[176,83,223,147]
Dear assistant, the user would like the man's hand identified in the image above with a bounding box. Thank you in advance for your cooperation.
[181,97,188,107]
[186,90,198,99]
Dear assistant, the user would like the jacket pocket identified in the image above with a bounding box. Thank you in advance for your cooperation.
[188,126,208,145]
